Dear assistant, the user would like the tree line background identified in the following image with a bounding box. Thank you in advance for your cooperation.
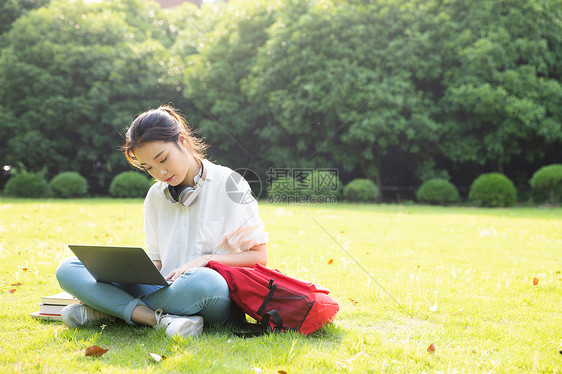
[0,0,561,200]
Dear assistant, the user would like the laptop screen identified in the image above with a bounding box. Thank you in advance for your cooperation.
[67,244,169,286]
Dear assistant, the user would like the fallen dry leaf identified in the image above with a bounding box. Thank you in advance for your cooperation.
[533,277,539,286]
[9,289,16,294]
[22,268,30,272]
[327,259,334,265]
[349,298,358,304]
[11,282,22,287]
[427,343,436,354]
[85,345,108,357]
[278,371,287,374]
[148,352,167,362]
[472,350,477,355]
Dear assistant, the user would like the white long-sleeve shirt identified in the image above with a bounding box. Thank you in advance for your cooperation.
[144,159,269,277]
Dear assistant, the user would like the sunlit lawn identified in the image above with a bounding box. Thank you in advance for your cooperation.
[0,198,561,373]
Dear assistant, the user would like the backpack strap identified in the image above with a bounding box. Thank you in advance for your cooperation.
[233,310,284,338]
[257,279,276,316]
[266,309,283,331]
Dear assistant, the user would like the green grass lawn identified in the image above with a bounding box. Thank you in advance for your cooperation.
[1,198,561,373]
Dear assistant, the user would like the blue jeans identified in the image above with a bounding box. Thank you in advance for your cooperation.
[56,257,231,325]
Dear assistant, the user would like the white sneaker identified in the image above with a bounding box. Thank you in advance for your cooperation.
[61,304,116,328]
[154,309,204,338]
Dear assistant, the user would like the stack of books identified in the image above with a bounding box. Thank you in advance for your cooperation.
[30,291,80,321]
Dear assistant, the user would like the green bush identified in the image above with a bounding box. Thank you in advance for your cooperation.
[343,178,379,202]
[50,172,88,198]
[109,171,151,198]
[301,170,342,197]
[529,164,562,204]
[469,173,517,207]
[416,178,460,205]
[4,172,50,198]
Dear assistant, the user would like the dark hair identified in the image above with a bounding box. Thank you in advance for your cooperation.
[122,105,207,169]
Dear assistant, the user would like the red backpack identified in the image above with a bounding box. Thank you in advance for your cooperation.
[207,261,339,336]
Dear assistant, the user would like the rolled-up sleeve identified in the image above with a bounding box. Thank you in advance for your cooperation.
[225,210,269,251]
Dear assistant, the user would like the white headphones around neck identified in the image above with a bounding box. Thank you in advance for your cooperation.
[163,161,206,207]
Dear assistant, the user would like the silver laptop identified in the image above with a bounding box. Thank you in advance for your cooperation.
[68,244,170,286]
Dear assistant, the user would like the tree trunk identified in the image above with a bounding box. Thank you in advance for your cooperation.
[374,157,382,201]
[360,149,382,201]
[497,157,504,174]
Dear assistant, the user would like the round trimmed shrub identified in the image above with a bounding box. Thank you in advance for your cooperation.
[529,164,562,204]
[109,171,151,198]
[416,178,460,205]
[469,173,517,207]
[344,178,379,202]
[50,172,88,198]
[4,172,50,198]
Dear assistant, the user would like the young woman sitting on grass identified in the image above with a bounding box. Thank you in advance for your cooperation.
[56,105,268,338]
